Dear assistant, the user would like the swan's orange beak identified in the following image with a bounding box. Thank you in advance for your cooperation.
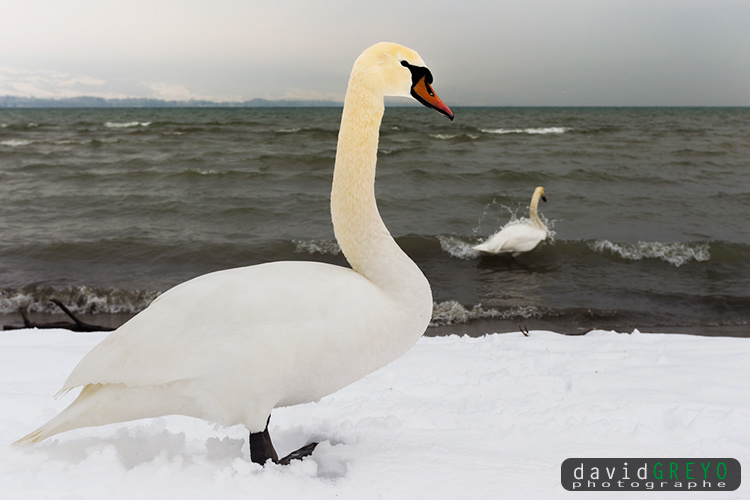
[411,76,454,121]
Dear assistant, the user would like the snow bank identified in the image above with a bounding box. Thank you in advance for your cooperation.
[1,329,749,499]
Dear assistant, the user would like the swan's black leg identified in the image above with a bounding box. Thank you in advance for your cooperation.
[249,415,319,466]
[249,416,279,465]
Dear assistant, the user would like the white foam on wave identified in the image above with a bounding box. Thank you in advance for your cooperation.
[589,240,710,267]
[430,133,479,140]
[293,239,342,255]
[431,133,457,140]
[0,139,31,147]
[0,285,160,315]
[437,235,482,260]
[431,300,541,326]
[481,127,570,135]
[275,127,316,134]
[104,121,152,128]
[185,168,223,176]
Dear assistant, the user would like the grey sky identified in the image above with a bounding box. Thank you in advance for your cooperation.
[1,0,748,105]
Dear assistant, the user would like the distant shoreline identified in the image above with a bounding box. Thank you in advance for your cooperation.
[2,96,748,109]
[0,95,343,108]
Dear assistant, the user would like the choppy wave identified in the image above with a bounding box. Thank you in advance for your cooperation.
[589,240,710,267]
[430,133,479,140]
[481,127,571,135]
[431,301,545,326]
[0,285,160,315]
[436,233,712,268]
[184,168,224,176]
[293,239,342,255]
[1,139,32,147]
[104,121,152,128]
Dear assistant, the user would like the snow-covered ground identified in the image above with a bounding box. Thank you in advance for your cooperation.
[1,328,748,499]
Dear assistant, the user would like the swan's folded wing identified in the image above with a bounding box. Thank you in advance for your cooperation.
[59,261,379,393]
[473,230,510,253]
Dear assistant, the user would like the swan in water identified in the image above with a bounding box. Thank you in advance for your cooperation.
[473,186,548,256]
[14,42,454,465]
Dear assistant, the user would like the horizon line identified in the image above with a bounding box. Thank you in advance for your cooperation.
[1,95,749,109]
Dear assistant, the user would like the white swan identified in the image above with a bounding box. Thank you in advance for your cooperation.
[473,186,548,256]
[14,42,454,465]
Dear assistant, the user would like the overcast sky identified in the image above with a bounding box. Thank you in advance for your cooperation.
[1,0,748,106]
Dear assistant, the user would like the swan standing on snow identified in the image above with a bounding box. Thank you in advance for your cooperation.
[14,42,454,465]
[473,186,549,256]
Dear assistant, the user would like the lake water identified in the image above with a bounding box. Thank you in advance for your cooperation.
[1,106,748,335]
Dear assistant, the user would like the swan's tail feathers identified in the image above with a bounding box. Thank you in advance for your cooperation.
[472,235,509,254]
[472,242,490,253]
[13,382,197,446]
[13,426,52,445]
[473,241,503,253]
[12,384,101,446]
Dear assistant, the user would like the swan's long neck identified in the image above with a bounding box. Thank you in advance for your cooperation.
[529,190,545,230]
[330,78,430,302]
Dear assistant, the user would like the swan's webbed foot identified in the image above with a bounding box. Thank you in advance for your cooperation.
[278,442,319,465]
[249,416,318,466]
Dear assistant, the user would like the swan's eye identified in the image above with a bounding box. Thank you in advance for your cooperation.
[401,60,434,87]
